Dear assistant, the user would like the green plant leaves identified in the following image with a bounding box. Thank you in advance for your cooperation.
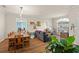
[46,35,79,53]
[50,35,58,43]
[73,45,79,53]
[66,36,75,46]
[60,39,67,47]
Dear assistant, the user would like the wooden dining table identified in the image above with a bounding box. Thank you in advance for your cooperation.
[8,34,30,52]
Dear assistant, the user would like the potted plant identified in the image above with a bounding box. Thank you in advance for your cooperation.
[46,35,79,53]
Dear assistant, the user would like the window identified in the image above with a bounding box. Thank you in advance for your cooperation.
[16,18,27,31]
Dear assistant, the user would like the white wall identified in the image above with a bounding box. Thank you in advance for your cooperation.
[4,6,79,44]
[5,13,53,36]
[67,6,79,44]
[5,13,17,37]
[2,5,79,44]
[0,6,5,42]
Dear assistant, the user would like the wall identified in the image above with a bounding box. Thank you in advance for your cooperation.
[67,6,79,44]
[4,6,79,44]
[5,12,17,37]
[0,6,5,42]
[5,13,53,36]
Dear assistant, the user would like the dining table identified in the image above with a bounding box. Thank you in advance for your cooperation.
[8,33,30,52]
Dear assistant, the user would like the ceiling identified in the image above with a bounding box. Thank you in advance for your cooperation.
[3,5,74,18]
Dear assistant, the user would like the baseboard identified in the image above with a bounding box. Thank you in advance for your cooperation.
[0,38,5,43]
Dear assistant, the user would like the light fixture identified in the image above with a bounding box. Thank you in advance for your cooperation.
[57,18,69,22]
[19,6,23,20]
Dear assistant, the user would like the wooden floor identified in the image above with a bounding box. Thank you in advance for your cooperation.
[0,38,47,53]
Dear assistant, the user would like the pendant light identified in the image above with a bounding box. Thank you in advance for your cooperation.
[19,6,23,21]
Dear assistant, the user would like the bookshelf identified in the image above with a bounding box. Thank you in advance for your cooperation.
[57,18,69,39]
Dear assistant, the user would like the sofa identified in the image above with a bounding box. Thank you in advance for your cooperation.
[35,30,50,42]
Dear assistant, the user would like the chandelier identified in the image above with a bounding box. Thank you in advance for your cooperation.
[19,6,23,20]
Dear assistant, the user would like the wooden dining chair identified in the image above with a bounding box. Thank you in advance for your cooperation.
[8,38,17,52]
